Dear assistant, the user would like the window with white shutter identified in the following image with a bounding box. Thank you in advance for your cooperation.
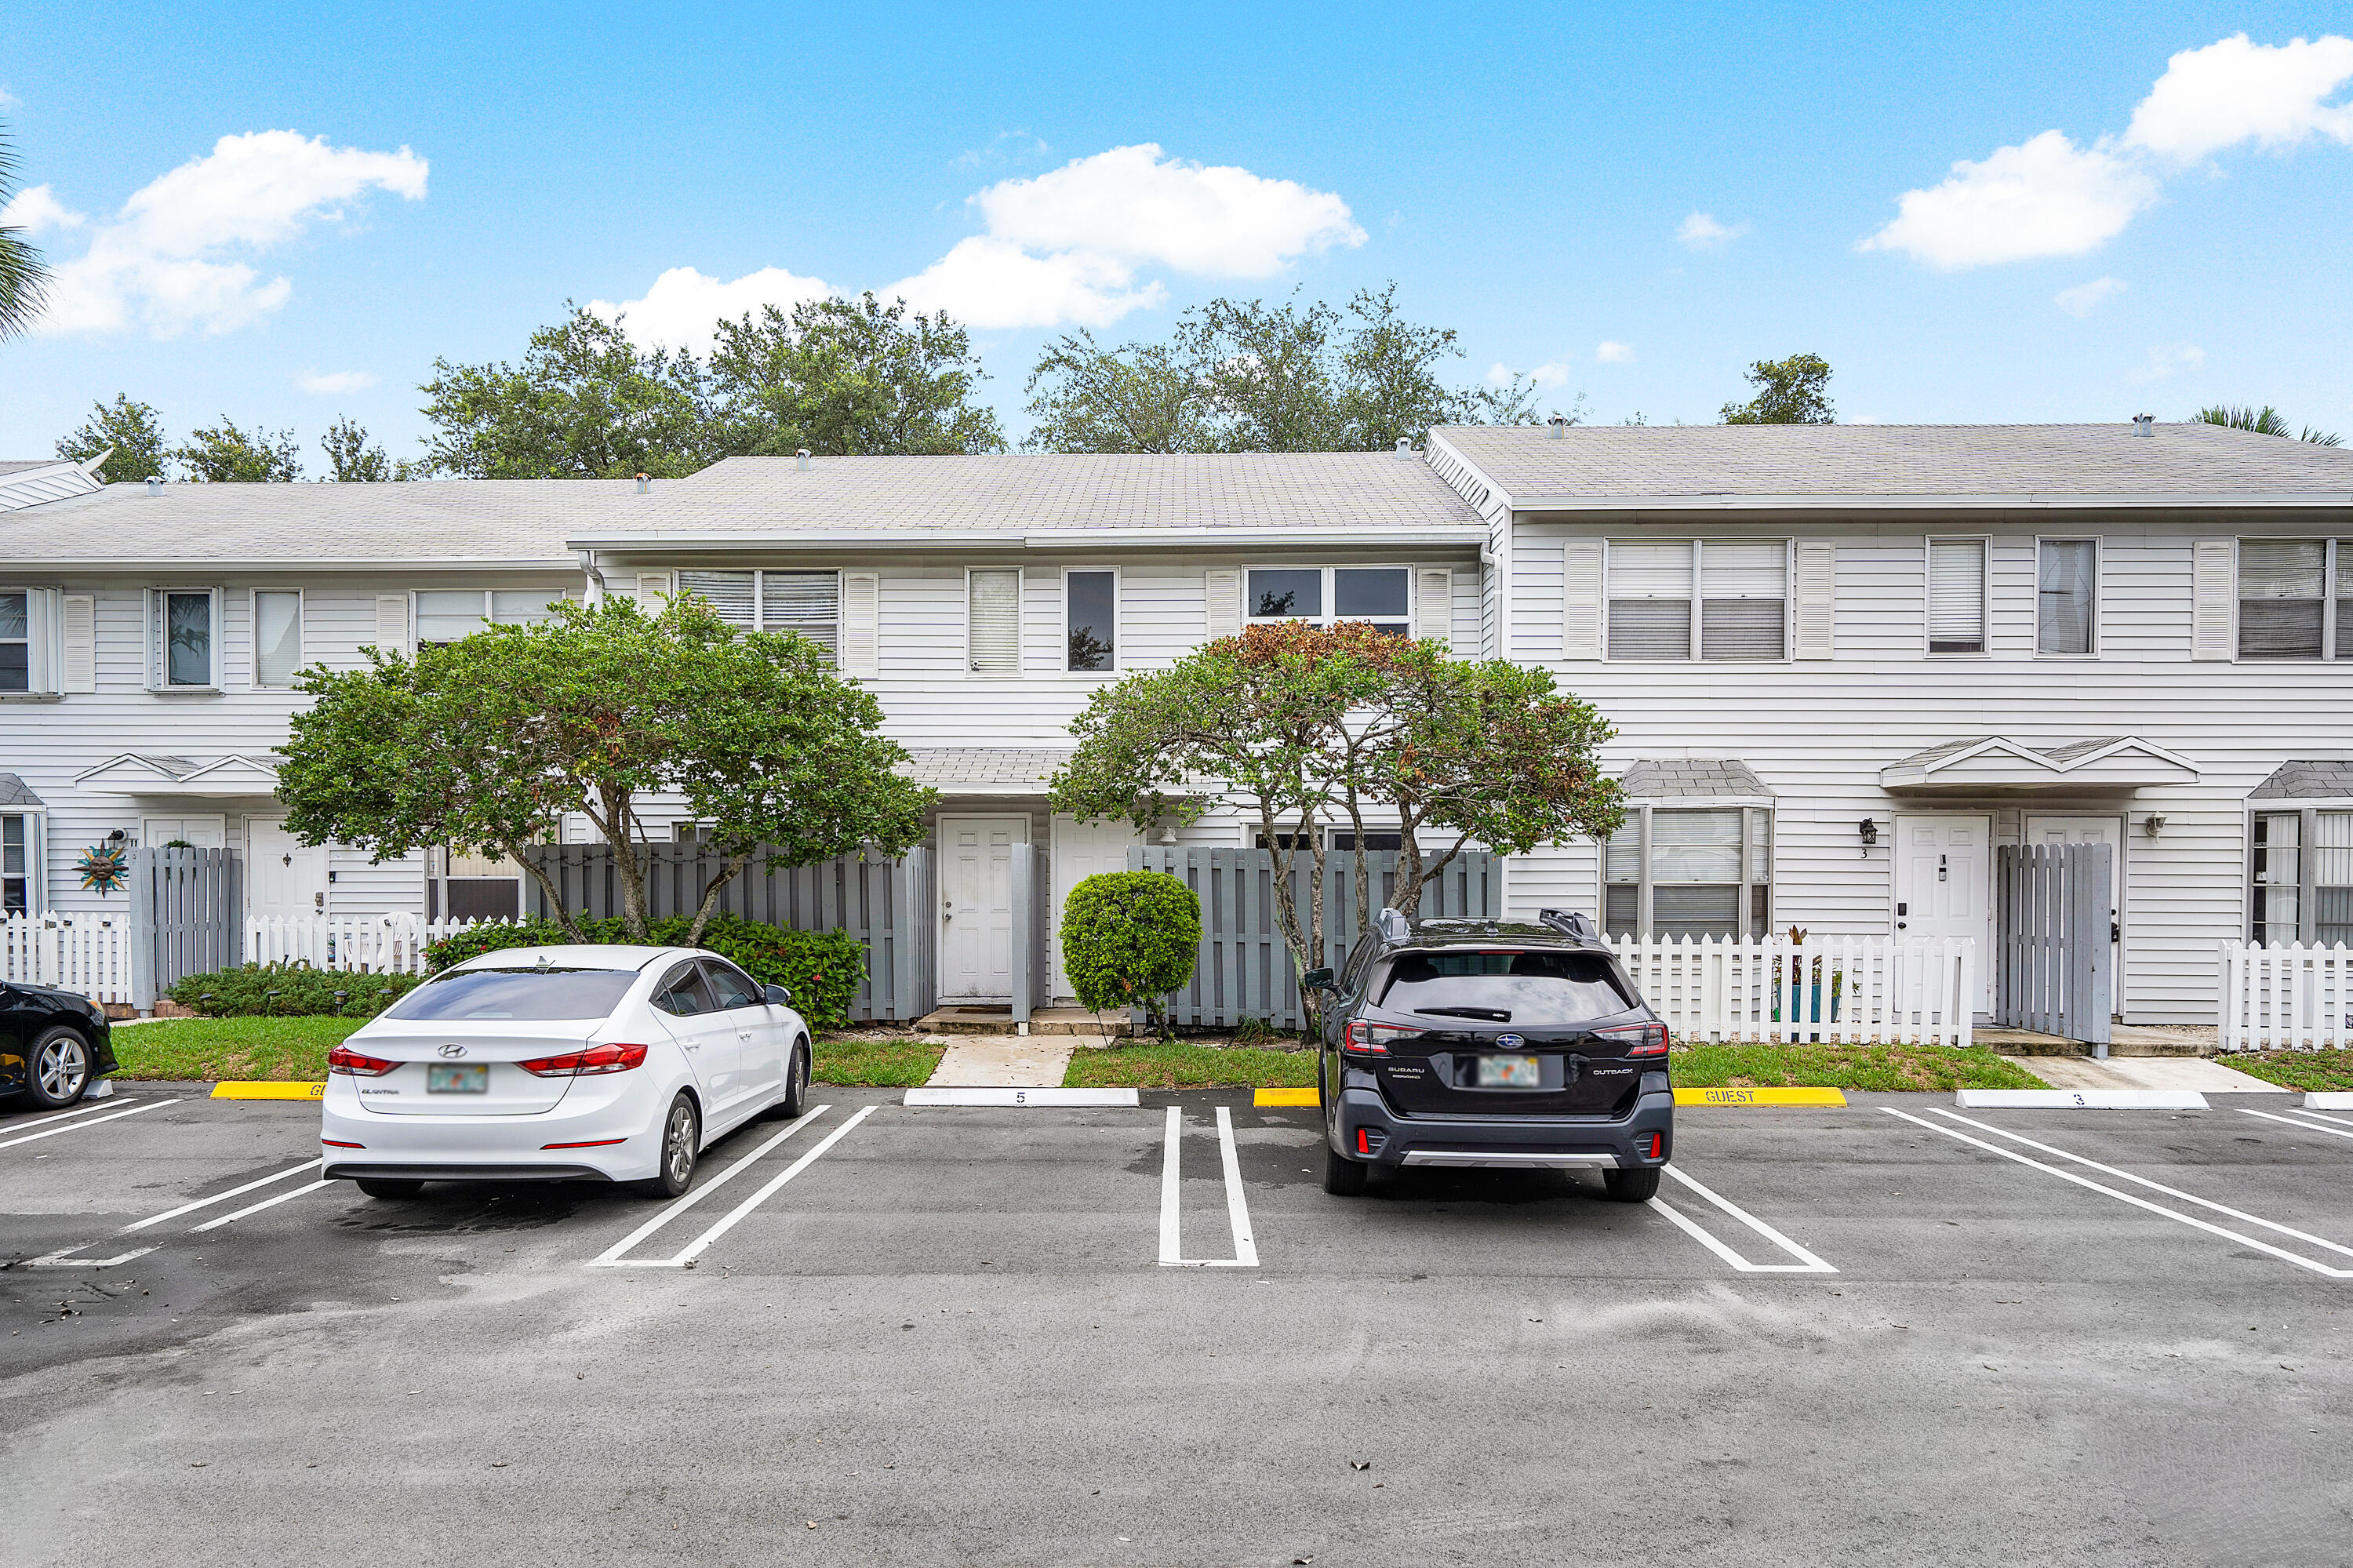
[61,595,94,693]
[760,570,840,657]
[635,571,671,605]
[677,569,756,628]
[1926,538,1987,654]
[0,591,29,693]
[150,588,222,688]
[1606,541,1693,660]
[2190,539,2235,660]
[1415,568,1452,646]
[1699,541,1785,660]
[373,594,409,656]
[2238,540,2326,660]
[1204,569,1242,640]
[967,569,1020,675]
[839,571,879,675]
[1791,540,1835,659]
[1561,541,1604,660]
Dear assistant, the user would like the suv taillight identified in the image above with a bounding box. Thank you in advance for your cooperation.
[327,1044,398,1077]
[1344,1020,1420,1056]
[1591,1021,1669,1057]
[518,1042,649,1078]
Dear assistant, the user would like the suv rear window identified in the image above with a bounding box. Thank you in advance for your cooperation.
[1372,949,1631,1024]
[384,967,641,1022]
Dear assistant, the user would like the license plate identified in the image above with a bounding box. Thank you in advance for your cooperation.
[427,1064,489,1093]
[1477,1054,1542,1088]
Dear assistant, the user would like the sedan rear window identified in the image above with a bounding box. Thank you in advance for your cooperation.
[1372,949,1631,1024]
[384,968,642,1022]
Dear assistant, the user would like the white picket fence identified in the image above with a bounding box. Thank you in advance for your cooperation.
[1,911,136,1005]
[2218,941,2353,1050]
[242,914,503,975]
[1612,934,1977,1047]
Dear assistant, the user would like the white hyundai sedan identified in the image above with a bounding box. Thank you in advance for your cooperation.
[321,945,813,1200]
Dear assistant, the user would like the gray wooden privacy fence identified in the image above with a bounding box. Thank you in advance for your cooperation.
[129,846,241,1008]
[1128,847,1500,1029]
[518,844,936,1023]
[1995,842,2113,1050]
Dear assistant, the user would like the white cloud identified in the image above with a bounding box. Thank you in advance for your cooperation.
[1595,340,1635,364]
[0,183,84,235]
[1676,212,1746,249]
[589,264,831,355]
[0,86,17,111]
[2123,33,2353,162]
[296,369,378,394]
[1488,360,1575,387]
[2130,342,2205,383]
[886,237,1162,331]
[37,130,427,338]
[971,144,1364,278]
[2054,276,2126,317]
[1860,130,2158,269]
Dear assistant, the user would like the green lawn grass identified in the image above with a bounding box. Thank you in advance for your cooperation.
[110,1016,362,1081]
[1670,1041,2047,1093]
[812,1038,946,1088]
[2212,1050,2353,1093]
[1064,1041,1319,1089]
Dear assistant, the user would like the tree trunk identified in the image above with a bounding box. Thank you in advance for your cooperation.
[684,851,754,946]
[503,837,586,944]
[599,784,653,941]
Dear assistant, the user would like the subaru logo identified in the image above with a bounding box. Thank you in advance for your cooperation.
[438,1044,467,1059]
[1495,1033,1525,1050]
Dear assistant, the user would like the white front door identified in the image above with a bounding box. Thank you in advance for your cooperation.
[939,816,1028,1002]
[1893,813,1994,1009]
[2023,813,2126,1000]
[1049,815,1145,999]
[246,819,328,920]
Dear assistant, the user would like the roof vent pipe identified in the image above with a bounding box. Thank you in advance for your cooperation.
[2132,413,2155,437]
[635,471,649,493]
[1547,415,1569,440]
[796,449,812,471]
[1393,437,1412,460]
[144,476,163,496]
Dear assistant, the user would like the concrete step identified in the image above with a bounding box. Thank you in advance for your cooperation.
[1975,1025,2218,1059]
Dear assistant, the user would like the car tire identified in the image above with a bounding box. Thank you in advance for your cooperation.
[1603,1166,1661,1203]
[780,1038,811,1119]
[355,1177,425,1199]
[640,1093,700,1199]
[22,1026,91,1109]
[1322,1141,1369,1196]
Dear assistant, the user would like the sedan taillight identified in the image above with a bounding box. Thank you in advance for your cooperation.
[327,1044,398,1077]
[518,1042,649,1078]
[1343,1020,1420,1056]
[1591,1021,1670,1057]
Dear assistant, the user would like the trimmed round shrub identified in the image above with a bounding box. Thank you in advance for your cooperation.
[167,962,425,1017]
[1060,871,1201,1031]
[420,912,866,1031]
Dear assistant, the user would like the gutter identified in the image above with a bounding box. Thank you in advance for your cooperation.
[1505,491,2353,512]
[561,526,1490,552]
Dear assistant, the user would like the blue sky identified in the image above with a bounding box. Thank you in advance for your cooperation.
[4,2,2351,466]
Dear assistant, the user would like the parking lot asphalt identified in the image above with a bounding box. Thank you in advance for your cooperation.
[5,1083,2350,1567]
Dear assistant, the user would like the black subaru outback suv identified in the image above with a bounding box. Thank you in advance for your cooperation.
[1305,908,1672,1199]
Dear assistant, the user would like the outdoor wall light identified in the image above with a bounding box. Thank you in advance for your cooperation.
[1152,824,1180,846]
[2144,813,2166,839]
[1858,818,1878,846]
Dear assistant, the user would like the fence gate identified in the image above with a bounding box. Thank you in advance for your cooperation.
[1995,842,2113,1049]
[129,846,241,1009]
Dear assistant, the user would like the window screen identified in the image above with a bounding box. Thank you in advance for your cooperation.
[490,591,568,627]
[1607,541,1693,660]
[253,591,303,686]
[2238,540,2325,660]
[1335,568,1410,634]
[164,591,213,686]
[968,569,1020,675]
[1699,542,1785,660]
[1249,569,1321,619]
[415,591,488,646]
[2037,541,2097,654]
[0,591,27,693]
[1927,539,1986,653]
[677,570,756,628]
[761,570,840,657]
[2,813,26,912]
[1067,571,1115,671]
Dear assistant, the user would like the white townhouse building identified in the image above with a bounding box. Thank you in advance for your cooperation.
[3,420,2351,1023]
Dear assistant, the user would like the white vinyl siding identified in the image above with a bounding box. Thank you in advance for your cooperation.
[252,590,304,687]
[1926,538,1988,654]
[2236,540,2327,660]
[966,568,1020,675]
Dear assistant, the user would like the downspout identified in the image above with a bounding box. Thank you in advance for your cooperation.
[575,548,608,607]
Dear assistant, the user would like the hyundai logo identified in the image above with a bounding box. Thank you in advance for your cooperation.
[1495,1032,1525,1050]
[438,1044,467,1059]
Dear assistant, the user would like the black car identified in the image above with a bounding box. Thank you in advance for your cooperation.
[1305,908,1672,1199]
[1,980,118,1109]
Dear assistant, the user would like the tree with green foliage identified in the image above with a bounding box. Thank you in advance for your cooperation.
[709,292,1006,456]
[56,395,171,482]
[2197,403,2341,446]
[1024,284,1549,454]
[320,416,399,481]
[176,418,303,481]
[278,595,934,944]
[1060,871,1202,1038]
[1720,353,1835,424]
[0,120,50,341]
[418,305,718,478]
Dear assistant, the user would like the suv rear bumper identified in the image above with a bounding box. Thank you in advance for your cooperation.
[1330,1083,1673,1170]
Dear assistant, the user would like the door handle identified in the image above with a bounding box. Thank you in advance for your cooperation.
[1896,921,1907,930]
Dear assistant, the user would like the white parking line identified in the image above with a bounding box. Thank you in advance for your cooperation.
[1887,1107,2353,1279]
[591,1105,876,1268]
[190,1179,336,1231]
[1158,1105,1259,1268]
[24,1158,325,1267]
[2231,1106,2353,1144]
[0,1098,173,1153]
[1648,1164,1838,1274]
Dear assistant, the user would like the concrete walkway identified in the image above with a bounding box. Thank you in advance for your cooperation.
[925,1035,1078,1088]
[2006,1053,2286,1093]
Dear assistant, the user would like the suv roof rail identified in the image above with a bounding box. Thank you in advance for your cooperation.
[1374,907,1412,943]
[1537,908,1602,943]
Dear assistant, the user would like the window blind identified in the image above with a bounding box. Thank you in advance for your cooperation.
[1699,544,1785,660]
[761,569,841,656]
[1608,540,1692,660]
[2238,540,2325,660]
[415,591,488,645]
[1927,539,1986,653]
[677,569,756,628]
[253,591,303,686]
[968,569,1020,675]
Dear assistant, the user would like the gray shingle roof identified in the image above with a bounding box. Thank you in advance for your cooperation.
[897,747,1074,792]
[1435,422,2353,502]
[1619,758,1773,799]
[0,772,45,806]
[2250,760,2353,799]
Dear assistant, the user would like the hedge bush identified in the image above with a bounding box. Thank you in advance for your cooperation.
[1060,871,1200,1034]
[420,913,866,1031]
[167,962,426,1017]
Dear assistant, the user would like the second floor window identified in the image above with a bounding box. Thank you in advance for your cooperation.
[1066,570,1115,671]
[155,589,218,687]
[2037,540,2097,654]
[1607,541,1787,661]
[253,590,304,687]
[968,568,1020,675]
[0,591,26,693]
[1927,538,1988,653]
[2236,540,2343,660]
[1247,566,1410,635]
[674,569,842,657]
[416,590,575,649]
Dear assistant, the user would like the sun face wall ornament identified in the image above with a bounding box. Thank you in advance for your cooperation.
[77,843,130,895]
